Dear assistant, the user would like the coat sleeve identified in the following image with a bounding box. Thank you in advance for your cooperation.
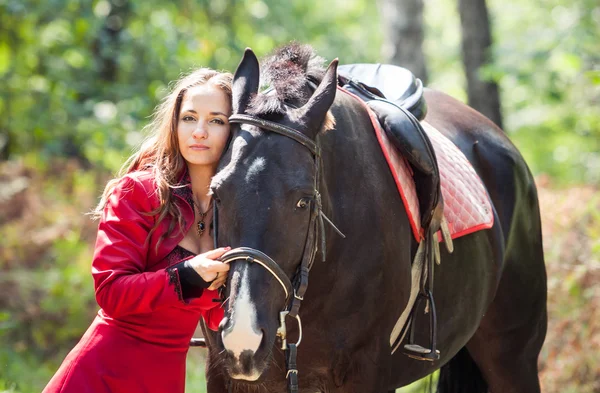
[92,175,183,318]
[202,305,225,331]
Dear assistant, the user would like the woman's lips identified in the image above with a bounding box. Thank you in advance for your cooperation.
[190,144,209,150]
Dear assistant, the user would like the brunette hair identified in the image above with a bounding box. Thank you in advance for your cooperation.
[92,68,233,248]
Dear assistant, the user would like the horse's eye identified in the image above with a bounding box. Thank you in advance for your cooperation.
[296,198,310,209]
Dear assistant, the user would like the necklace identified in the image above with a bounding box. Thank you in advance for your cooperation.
[192,198,213,237]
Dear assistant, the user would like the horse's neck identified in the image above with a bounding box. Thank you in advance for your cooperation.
[319,94,396,234]
[321,95,388,193]
[307,95,408,301]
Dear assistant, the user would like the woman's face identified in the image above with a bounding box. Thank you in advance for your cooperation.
[177,83,231,169]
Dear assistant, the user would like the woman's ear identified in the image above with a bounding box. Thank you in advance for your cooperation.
[232,48,260,114]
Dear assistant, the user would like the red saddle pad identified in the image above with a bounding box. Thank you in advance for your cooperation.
[340,87,494,241]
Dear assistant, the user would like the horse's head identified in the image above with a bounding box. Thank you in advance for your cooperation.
[210,46,338,380]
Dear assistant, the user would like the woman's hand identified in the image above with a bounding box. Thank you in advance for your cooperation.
[188,247,231,290]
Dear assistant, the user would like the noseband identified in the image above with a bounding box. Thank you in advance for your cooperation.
[214,113,345,393]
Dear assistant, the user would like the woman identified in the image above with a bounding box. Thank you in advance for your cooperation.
[44,68,234,393]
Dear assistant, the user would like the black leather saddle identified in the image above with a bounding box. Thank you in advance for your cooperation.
[338,63,439,230]
[339,63,453,362]
[338,63,427,120]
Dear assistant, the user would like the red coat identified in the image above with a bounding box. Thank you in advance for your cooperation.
[43,171,223,393]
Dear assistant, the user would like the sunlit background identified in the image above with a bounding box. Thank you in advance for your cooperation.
[0,0,598,391]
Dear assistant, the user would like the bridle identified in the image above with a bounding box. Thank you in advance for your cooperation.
[213,113,345,393]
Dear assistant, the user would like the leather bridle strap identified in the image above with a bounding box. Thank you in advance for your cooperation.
[228,114,323,318]
[229,114,318,155]
[219,247,294,304]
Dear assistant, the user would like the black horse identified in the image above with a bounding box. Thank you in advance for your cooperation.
[203,44,547,393]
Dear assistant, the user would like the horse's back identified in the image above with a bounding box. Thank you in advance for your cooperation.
[423,88,540,244]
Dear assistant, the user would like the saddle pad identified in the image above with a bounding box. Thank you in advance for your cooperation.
[340,87,494,241]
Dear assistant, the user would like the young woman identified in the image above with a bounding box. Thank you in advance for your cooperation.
[43,68,234,393]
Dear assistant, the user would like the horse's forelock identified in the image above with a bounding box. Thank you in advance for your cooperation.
[247,43,325,116]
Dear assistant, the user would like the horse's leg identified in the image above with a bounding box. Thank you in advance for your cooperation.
[436,252,546,393]
[465,222,547,393]
[465,269,546,392]
[467,149,547,393]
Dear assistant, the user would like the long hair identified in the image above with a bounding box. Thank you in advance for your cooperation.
[92,68,233,249]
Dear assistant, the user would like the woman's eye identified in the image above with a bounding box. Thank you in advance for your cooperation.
[296,198,310,209]
[210,118,225,125]
[182,115,196,122]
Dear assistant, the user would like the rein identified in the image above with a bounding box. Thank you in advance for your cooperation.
[213,113,345,393]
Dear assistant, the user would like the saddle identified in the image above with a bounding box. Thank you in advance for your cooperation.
[339,64,453,362]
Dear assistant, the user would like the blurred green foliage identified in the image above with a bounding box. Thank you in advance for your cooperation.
[425,0,600,184]
[0,160,100,392]
[489,0,600,184]
[1,0,598,181]
[0,0,599,391]
[0,0,381,173]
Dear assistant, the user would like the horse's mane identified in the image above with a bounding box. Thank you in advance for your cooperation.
[248,43,326,116]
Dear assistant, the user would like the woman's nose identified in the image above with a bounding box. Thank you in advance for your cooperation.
[192,123,208,139]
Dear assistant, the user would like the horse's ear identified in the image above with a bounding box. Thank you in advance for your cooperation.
[298,58,338,136]
[232,48,260,114]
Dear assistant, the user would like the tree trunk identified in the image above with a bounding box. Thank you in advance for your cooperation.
[377,0,428,84]
[458,0,503,129]
[92,0,131,83]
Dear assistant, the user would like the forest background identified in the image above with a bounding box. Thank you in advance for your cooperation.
[0,0,598,392]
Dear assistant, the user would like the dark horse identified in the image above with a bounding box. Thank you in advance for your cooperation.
[203,44,547,393]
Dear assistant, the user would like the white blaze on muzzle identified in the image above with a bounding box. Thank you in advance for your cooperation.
[221,264,263,361]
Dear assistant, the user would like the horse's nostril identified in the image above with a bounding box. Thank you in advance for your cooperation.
[239,349,256,374]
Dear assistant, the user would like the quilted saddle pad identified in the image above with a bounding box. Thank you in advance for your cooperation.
[342,88,494,241]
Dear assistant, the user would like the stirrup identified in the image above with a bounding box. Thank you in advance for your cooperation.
[403,290,440,361]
